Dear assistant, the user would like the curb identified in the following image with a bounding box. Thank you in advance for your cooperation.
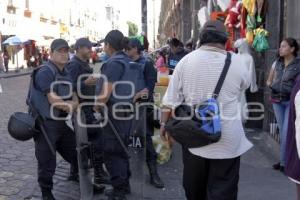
[0,71,32,79]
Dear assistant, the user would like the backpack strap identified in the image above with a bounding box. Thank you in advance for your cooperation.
[26,64,55,105]
[212,52,232,99]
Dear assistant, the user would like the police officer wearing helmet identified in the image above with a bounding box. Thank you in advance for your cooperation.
[125,38,165,188]
[66,38,109,190]
[31,39,79,200]
[94,30,131,200]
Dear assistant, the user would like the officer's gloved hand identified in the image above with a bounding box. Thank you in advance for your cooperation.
[133,88,149,103]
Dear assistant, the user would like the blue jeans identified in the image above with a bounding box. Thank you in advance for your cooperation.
[272,101,290,166]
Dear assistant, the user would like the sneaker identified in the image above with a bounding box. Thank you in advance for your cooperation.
[105,187,131,196]
[106,192,127,200]
[94,183,106,194]
[272,162,281,170]
[41,189,56,200]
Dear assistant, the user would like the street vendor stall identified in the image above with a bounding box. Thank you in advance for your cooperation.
[200,0,269,53]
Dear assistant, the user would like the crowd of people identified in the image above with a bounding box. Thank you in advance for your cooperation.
[9,19,300,200]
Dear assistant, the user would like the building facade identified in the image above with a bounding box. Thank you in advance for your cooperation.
[0,0,124,70]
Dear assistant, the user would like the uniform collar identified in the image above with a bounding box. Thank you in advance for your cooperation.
[73,55,89,65]
[48,60,66,75]
[200,45,227,55]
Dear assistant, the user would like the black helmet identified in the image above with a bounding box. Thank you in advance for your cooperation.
[7,112,38,141]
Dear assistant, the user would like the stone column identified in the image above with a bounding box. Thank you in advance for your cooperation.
[181,0,192,43]
[286,0,300,39]
[263,0,284,130]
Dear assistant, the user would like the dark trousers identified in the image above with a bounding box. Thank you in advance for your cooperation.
[102,116,131,195]
[4,61,8,72]
[87,126,104,164]
[103,136,130,194]
[182,148,240,200]
[34,120,77,190]
[79,108,104,166]
[146,127,157,163]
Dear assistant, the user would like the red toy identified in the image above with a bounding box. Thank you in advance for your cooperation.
[225,0,243,51]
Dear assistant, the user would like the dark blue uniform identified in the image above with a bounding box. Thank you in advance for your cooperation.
[97,52,132,195]
[134,56,158,163]
[66,56,104,164]
[33,61,77,192]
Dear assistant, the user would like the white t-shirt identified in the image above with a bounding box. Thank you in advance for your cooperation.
[162,46,253,159]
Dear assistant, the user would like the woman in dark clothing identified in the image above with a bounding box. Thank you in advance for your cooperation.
[269,38,300,172]
[285,74,300,200]
[3,51,9,72]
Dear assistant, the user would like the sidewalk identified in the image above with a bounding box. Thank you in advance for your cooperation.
[0,68,33,79]
[25,129,296,200]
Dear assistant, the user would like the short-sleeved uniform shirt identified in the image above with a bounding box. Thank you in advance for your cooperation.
[35,61,74,118]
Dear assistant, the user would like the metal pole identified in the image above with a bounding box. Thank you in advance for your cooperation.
[153,0,156,48]
[141,0,148,36]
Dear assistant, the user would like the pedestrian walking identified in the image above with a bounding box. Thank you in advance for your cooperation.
[28,39,79,200]
[125,38,165,188]
[269,38,300,172]
[0,51,4,73]
[155,50,166,68]
[167,38,188,74]
[94,30,132,200]
[66,37,109,192]
[160,20,253,200]
[3,50,9,73]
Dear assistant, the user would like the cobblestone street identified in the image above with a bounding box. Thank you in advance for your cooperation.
[0,75,37,200]
[0,75,298,200]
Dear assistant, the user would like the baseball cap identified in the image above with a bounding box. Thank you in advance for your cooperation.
[75,38,92,49]
[200,20,228,38]
[127,38,143,51]
[50,39,69,52]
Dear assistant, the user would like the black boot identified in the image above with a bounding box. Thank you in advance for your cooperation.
[147,161,165,188]
[94,163,111,185]
[93,183,106,194]
[41,189,56,200]
[104,185,131,196]
[68,165,79,182]
[106,190,127,200]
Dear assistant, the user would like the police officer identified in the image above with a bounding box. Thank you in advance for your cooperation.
[94,30,131,200]
[31,39,78,200]
[66,38,109,190]
[125,38,165,188]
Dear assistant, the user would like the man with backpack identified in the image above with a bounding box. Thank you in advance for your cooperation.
[160,20,253,200]
[66,38,108,192]
[125,38,164,188]
[28,39,79,200]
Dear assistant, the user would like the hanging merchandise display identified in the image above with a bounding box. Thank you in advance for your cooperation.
[240,6,248,38]
[252,28,269,52]
[245,15,256,44]
[224,0,242,51]
[242,0,256,16]
[225,1,242,28]
[206,0,269,52]
[255,0,268,27]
